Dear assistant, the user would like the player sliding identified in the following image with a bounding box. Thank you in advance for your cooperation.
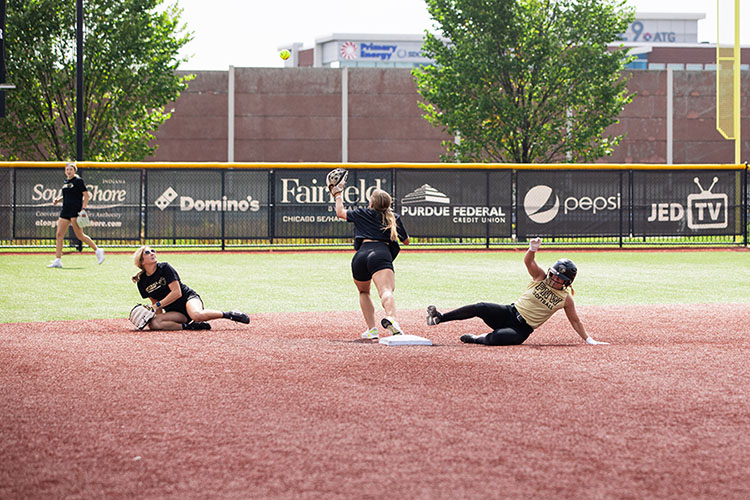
[329,169,410,339]
[426,238,608,346]
[131,246,249,331]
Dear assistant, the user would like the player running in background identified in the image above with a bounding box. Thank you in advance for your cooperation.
[47,162,104,268]
[426,238,608,346]
[131,246,250,331]
[332,180,410,339]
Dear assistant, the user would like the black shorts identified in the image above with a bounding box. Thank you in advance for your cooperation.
[164,291,203,319]
[60,206,82,220]
[351,242,394,281]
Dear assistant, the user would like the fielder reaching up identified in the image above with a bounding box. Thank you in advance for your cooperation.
[131,246,250,331]
[426,238,608,346]
[329,169,410,339]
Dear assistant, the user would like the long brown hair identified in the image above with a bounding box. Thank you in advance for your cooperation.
[131,246,148,282]
[370,189,398,241]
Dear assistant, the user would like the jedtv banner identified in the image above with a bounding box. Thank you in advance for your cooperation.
[632,170,740,236]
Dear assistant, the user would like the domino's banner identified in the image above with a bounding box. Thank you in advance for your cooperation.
[517,170,627,238]
[273,169,392,238]
[632,171,740,236]
[13,168,141,239]
[146,170,268,239]
[395,170,512,237]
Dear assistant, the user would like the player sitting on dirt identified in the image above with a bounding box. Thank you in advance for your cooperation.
[131,246,249,331]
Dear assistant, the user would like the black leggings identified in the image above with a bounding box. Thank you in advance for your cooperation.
[440,302,533,345]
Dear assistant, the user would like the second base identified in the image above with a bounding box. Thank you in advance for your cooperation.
[378,334,432,346]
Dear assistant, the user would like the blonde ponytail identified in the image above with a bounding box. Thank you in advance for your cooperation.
[132,246,147,282]
[370,189,398,241]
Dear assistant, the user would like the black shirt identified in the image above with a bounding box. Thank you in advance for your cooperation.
[61,175,87,210]
[346,207,408,256]
[137,262,196,303]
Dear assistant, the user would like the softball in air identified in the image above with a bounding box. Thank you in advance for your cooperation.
[280,50,291,61]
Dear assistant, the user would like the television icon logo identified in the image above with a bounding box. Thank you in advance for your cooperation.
[687,177,727,229]
[155,187,178,211]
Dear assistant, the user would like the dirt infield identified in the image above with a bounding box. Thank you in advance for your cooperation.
[1,305,748,500]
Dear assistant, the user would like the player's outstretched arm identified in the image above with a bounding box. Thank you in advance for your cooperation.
[563,295,609,345]
[524,237,546,281]
[334,192,347,220]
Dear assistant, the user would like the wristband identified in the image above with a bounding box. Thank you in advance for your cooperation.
[155,302,161,308]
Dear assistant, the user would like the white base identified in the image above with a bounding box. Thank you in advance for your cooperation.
[378,334,432,346]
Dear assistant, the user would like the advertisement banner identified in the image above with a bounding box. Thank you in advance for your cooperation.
[146,169,267,239]
[633,171,739,236]
[395,170,512,238]
[0,168,11,239]
[517,170,626,238]
[273,169,392,238]
[13,168,141,239]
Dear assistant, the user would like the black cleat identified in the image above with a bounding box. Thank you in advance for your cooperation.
[460,334,478,344]
[225,311,250,324]
[426,305,441,326]
[183,321,211,331]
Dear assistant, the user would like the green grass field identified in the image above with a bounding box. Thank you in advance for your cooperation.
[1,249,747,323]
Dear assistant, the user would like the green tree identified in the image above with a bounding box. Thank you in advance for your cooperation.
[0,0,192,161]
[414,0,635,163]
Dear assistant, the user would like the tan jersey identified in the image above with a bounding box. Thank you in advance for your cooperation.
[513,279,569,329]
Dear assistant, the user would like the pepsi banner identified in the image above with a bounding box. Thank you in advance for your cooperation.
[146,169,267,239]
[273,169,391,238]
[633,170,740,236]
[13,168,141,239]
[395,170,512,237]
[517,170,627,238]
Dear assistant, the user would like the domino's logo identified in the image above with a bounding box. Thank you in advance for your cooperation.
[155,187,178,211]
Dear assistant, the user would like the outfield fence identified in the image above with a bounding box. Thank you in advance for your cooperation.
[0,162,747,249]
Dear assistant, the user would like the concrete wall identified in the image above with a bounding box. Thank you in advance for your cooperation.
[148,68,750,164]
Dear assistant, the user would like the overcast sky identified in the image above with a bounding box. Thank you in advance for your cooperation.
[172,0,747,70]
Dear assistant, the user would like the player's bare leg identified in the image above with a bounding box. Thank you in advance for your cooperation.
[71,219,98,251]
[354,279,376,330]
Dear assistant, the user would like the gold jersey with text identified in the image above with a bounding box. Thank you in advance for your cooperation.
[513,280,569,329]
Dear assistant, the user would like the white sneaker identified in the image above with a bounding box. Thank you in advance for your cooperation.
[361,327,379,339]
[95,248,105,264]
[381,316,404,335]
[47,259,62,268]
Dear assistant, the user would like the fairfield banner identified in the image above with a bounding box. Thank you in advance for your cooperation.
[13,168,141,239]
[273,169,391,238]
[517,170,627,238]
[395,170,512,238]
[145,169,268,239]
[632,170,740,236]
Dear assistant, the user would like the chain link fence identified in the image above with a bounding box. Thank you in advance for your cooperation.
[0,163,746,249]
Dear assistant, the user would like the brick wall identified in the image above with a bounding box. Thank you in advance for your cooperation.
[148,68,749,164]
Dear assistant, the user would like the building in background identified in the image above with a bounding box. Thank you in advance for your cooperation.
[278,12,748,72]
[147,12,748,165]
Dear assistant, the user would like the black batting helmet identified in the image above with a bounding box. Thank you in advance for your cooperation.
[548,258,577,285]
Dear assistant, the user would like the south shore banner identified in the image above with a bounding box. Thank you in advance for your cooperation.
[13,168,141,239]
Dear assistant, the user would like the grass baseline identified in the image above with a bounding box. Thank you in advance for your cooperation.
[0,249,747,324]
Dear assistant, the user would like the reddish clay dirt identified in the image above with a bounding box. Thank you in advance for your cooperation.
[1,304,748,500]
